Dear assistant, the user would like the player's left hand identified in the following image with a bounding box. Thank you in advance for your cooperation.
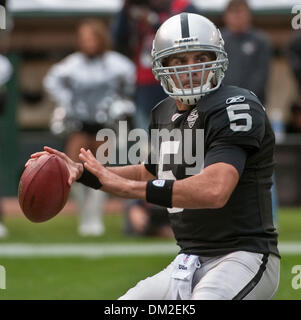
[78,148,105,179]
[78,148,127,196]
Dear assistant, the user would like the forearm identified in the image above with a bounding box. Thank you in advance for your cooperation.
[120,163,238,210]
[105,164,236,209]
[79,147,241,209]
[79,162,237,211]
[106,165,143,181]
[77,170,221,207]
[77,162,155,190]
[102,178,147,200]
[172,174,225,209]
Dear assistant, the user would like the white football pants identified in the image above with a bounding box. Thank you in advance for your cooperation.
[118,251,280,300]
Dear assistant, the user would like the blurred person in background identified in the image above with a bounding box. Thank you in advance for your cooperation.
[285,102,301,134]
[0,0,13,238]
[221,0,271,104]
[287,32,301,134]
[0,54,13,238]
[112,0,198,238]
[124,200,173,238]
[288,31,301,93]
[44,19,136,237]
[221,0,278,226]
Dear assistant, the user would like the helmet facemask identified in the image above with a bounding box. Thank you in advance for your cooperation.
[152,45,228,105]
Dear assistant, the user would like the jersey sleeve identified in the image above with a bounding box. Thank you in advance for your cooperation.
[204,144,247,176]
[144,155,157,177]
[205,99,266,152]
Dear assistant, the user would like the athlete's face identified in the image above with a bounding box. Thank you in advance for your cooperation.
[78,25,101,57]
[224,4,251,33]
[166,51,215,90]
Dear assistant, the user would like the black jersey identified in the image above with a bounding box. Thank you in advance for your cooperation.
[145,85,279,258]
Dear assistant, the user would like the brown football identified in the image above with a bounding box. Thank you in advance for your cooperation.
[18,154,70,223]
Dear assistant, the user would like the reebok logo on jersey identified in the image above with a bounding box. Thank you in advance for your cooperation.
[226,95,246,104]
[153,180,165,187]
[171,113,183,122]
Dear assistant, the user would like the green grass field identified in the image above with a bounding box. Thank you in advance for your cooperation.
[0,207,300,300]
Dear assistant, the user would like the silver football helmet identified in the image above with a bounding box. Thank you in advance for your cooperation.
[152,13,228,105]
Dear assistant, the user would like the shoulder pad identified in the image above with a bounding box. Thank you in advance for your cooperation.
[197,85,264,114]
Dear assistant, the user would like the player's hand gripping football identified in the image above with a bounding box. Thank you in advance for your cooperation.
[78,148,110,186]
[25,146,84,186]
[79,148,130,197]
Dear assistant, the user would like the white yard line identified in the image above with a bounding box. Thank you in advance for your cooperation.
[0,243,179,258]
[278,242,301,255]
[0,242,299,258]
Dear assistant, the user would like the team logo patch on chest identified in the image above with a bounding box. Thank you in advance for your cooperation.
[187,108,198,128]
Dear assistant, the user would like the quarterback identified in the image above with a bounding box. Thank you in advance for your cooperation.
[29,13,280,299]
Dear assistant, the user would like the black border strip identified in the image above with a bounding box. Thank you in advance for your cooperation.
[232,253,269,300]
[180,12,190,38]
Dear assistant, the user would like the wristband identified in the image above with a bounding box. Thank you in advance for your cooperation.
[146,179,174,208]
[76,164,102,189]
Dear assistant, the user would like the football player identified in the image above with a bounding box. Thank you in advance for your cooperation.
[28,13,280,300]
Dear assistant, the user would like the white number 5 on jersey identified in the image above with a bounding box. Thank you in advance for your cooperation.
[158,141,183,213]
[226,103,252,132]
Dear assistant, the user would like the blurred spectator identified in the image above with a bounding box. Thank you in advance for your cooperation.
[221,0,271,104]
[112,0,198,132]
[286,101,301,134]
[287,32,301,134]
[0,54,12,238]
[44,19,136,237]
[124,200,173,238]
[271,108,285,144]
[0,55,12,113]
[288,32,301,92]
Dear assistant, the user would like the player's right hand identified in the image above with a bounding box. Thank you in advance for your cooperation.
[25,146,84,186]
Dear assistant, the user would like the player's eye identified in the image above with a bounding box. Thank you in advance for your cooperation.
[169,56,186,66]
[197,55,210,63]
[174,58,184,65]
